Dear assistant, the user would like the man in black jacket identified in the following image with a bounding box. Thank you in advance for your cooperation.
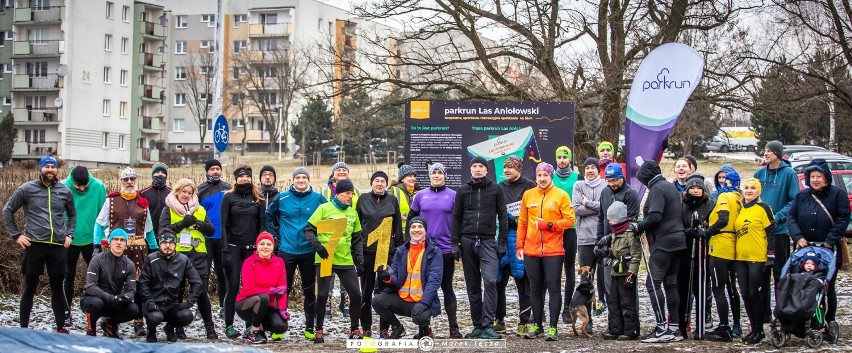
[80,229,140,338]
[452,156,508,339]
[140,230,203,342]
[635,161,686,343]
[259,165,279,212]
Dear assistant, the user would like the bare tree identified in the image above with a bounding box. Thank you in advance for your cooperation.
[175,51,216,145]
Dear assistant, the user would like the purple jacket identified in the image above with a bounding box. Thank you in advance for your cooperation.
[409,186,456,254]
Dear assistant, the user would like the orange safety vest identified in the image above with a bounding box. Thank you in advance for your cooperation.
[399,244,425,303]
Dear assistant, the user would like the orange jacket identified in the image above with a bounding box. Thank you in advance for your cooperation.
[517,183,576,257]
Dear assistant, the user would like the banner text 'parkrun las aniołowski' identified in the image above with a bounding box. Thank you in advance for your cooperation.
[404,101,575,189]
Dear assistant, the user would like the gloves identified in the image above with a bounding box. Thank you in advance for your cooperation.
[596,235,611,248]
[765,251,775,270]
[628,222,639,233]
[270,285,287,295]
[356,263,365,277]
[594,244,609,258]
[107,295,118,304]
[315,244,330,259]
[410,302,429,318]
[496,240,507,259]
[685,229,697,239]
[278,308,291,321]
[178,301,193,310]
[625,272,636,289]
[117,293,132,304]
[377,265,391,282]
[452,244,461,262]
[536,219,552,230]
[695,228,711,238]
[146,301,159,312]
[181,214,197,228]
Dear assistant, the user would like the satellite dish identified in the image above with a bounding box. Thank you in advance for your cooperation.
[57,64,69,77]
[54,97,63,107]
[148,139,156,149]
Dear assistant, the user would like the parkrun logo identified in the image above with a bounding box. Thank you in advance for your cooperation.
[642,68,692,92]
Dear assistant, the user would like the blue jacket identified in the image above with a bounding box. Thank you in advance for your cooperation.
[383,237,443,317]
[199,191,225,239]
[265,185,326,255]
[754,160,799,235]
[500,226,524,279]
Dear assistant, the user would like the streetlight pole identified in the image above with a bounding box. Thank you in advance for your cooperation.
[277,104,282,160]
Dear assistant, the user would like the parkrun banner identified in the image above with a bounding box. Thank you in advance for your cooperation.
[405,101,575,188]
[625,42,704,194]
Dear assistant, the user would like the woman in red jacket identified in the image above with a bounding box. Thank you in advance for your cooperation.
[236,232,289,344]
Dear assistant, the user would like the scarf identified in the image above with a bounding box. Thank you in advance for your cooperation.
[331,196,349,210]
[584,177,602,188]
[235,183,253,195]
[406,185,415,194]
[469,176,487,185]
[165,192,199,216]
[152,175,167,189]
[120,190,137,200]
[683,193,707,209]
[555,166,573,178]
[611,220,630,235]
[206,175,221,184]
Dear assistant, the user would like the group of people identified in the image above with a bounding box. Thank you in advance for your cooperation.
[2,138,848,346]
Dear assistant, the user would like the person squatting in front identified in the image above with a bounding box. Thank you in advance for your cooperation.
[80,228,140,338]
[516,162,575,341]
[139,230,203,342]
[452,156,508,339]
[235,232,291,344]
[304,178,365,343]
[599,201,641,340]
[373,217,444,339]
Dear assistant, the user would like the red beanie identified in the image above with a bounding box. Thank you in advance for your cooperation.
[256,231,275,248]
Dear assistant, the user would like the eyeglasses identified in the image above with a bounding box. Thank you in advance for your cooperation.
[122,177,137,181]
[600,148,612,152]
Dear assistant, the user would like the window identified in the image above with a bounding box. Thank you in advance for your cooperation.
[119,101,126,118]
[257,66,277,77]
[121,6,129,21]
[173,118,185,132]
[102,132,109,148]
[2,97,10,106]
[0,35,4,47]
[103,66,111,83]
[233,40,246,53]
[200,40,211,49]
[175,66,186,80]
[232,67,242,79]
[119,70,127,85]
[200,66,212,75]
[2,63,10,73]
[233,14,246,27]
[205,118,213,131]
[26,96,46,108]
[26,62,48,77]
[102,99,111,116]
[258,39,277,51]
[104,34,112,51]
[121,37,128,53]
[231,93,245,106]
[4,31,13,40]
[175,41,187,54]
[175,15,187,28]
[259,92,278,104]
[261,13,277,25]
[106,2,113,19]
[174,93,186,106]
[201,14,215,27]
[24,129,47,143]
[318,18,323,31]
[118,134,125,149]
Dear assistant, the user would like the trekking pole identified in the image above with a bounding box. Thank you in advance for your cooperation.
[685,212,698,334]
[697,232,706,339]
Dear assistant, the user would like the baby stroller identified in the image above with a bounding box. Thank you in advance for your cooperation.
[770,245,839,348]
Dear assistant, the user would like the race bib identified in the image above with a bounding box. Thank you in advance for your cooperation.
[180,231,192,247]
[123,219,137,234]
[506,201,521,218]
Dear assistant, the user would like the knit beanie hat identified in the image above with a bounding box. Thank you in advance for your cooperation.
[801,251,821,270]
[108,228,129,242]
[159,230,177,244]
[259,165,276,181]
[765,140,784,159]
[429,163,446,175]
[151,162,168,176]
[120,167,138,180]
[583,157,600,170]
[72,166,90,186]
[397,162,416,181]
[256,231,275,248]
[39,155,58,169]
[292,166,310,180]
[685,174,706,193]
[233,165,252,178]
[503,155,523,171]
[604,163,623,179]
[409,216,427,232]
[470,156,488,169]
[371,170,389,184]
[535,162,554,176]
[607,201,628,223]
[336,179,355,194]
[598,141,614,153]
[684,155,698,170]
[205,159,222,172]
[331,162,350,174]
[555,146,572,160]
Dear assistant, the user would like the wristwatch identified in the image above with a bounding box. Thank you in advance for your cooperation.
[547,222,553,229]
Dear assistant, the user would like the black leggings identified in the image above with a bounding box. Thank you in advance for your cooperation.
[497,265,531,324]
[316,266,361,330]
[439,253,458,327]
[283,252,317,329]
[224,245,254,327]
[181,251,214,326]
[235,294,287,333]
[709,256,741,327]
[206,238,227,306]
[80,296,140,330]
[360,252,390,330]
[646,249,681,328]
[21,274,66,329]
[64,245,94,313]
[736,261,768,332]
[562,228,577,314]
[144,303,193,330]
[526,255,563,327]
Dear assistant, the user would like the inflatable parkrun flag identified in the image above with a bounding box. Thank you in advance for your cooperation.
[467,126,541,183]
[625,42,704,194]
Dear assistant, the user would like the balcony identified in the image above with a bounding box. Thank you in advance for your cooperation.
[247,49,290,62]
[12,141,59,159]
[140,84,164,103]
[13,40,63,58]
[12,74,59,91]
[139,21,165,39]
[13,107,60,124]
[138,52,164,70]
[14,6,64,24]
[138,116,161,134]
[249,23,292,37]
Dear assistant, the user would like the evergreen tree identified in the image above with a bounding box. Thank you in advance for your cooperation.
[291,97,333,161]
[0,111,16,166]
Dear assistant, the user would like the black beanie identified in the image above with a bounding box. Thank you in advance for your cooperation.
[233,165,252,178]
[470,156,488,169]
[71,166,90,186]
[371,170,389,184]
[409,216,427,232]
[205,159,222,172]
[259,165,276,181]
[583,157,600,170]
[336,179,355,194]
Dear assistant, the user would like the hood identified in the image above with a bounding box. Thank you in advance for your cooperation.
[713,163,737,190]
[804,159,832,188]
[637,161,662,186]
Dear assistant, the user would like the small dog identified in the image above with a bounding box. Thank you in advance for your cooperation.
[569,266,596,337]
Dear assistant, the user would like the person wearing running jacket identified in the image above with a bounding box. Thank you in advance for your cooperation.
[754,141,799,289]
[258,165,279,212]
[265,166,326,340]
[496,155,535,336]
[3,155,76,333]
[198,159,231,314]
[356,170,404,337]
[80,228,139,338]
[552,146,581,323]
[235,232,290,344]
[574,157,607,329]
[451,156,508,340]
[408,162,461,338]
[139,163,171,239]
[220,165,265,339]
[61,166,107,328]
[319,162,360,317]
[788,159,851,326]
[516,162,575,341]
